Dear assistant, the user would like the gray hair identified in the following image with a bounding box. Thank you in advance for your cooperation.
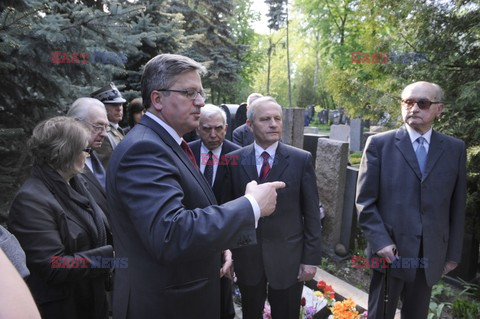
[29,116,89,173]
[141,54,207,109]
[68,97,106,120]
[200,104,227,124]
[247,96,282,121]
[246,93,263,107]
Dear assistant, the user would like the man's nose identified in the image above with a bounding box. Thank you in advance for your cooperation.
[99,130,108,137]
[193,94,206,107]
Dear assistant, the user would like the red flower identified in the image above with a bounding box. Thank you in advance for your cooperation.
[300,297,306,307]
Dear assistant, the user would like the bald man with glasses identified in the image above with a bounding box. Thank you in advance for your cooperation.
[356,81,467,319]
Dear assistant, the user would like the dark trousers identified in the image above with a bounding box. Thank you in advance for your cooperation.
[238,274,303,319]
[367,267,432,319]
[221,276,235,319]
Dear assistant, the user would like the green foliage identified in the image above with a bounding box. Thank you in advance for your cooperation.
[429,279,480,319]
[452,298,480,319]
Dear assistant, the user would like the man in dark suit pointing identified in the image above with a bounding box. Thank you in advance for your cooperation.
[224,96,322,319]
[356,81,466,319]
[106,54,285,319]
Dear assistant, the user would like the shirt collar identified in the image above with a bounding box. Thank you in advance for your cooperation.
[405,124,432,145]
[200,142,222,157]
[109,122,119,129]
[145,112,182,145]
[254,141,278,159]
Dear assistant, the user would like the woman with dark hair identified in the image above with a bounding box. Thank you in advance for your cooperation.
[8,116,113,319]
[125,97,145,134]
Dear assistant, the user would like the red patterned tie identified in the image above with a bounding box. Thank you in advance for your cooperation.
[181,140,199,171]
[259,151,271,182]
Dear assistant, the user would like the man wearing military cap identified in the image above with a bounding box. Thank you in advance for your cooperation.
[91,82,127,169]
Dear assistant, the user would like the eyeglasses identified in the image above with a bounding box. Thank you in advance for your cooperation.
[83,147,92,154]
[82,120,110,133]
[401,99,442,110]
[157,88,206,101]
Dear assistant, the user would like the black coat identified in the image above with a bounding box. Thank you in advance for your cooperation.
[8,172,113,319]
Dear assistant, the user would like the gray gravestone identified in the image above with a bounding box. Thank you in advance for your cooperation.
[303,133,329,167]
[304,126,319,134]
[330,124,350,143]
[318,110,329,124]
[282,108,304,148]
[350,119,364,152]
[316,138,349,255]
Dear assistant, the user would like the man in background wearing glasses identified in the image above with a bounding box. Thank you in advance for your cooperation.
[67,97,110,215]
[106,53,285,319]
[356,81,466,319]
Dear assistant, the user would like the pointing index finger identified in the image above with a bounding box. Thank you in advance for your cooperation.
[269,181,286,189]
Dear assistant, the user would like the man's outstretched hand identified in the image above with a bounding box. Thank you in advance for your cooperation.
[245,180,286,217]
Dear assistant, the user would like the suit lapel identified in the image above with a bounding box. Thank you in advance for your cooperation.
[140,117,217,204]
[82,165,106,196]
[395,126,423,180]
[265,142,289,182]
[423,130,444,180]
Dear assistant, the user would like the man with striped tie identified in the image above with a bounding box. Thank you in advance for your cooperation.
[223,96,322,319]
[356,81,467,319]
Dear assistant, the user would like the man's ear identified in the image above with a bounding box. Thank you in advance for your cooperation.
[436,103,444,118]
[150,90,163,112]
[246,119,252,129]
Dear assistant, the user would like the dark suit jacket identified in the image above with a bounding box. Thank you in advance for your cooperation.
[224,142,322,290]
[232,123,254,147]
[8,174,113,319]
[82,153,108,216]
[81,153,112,244]
[356,126,466,286]
[189,139,241,203]
[106,115,256,319]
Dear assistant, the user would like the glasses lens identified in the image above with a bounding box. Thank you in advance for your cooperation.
[402,99,431,110]
[417,100,431,109]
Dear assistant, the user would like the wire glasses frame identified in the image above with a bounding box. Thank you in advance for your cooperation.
[157,88,206,101]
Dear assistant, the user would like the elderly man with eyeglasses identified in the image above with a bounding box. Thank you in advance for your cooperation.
[67,97,111,215]
[356,81,466,319]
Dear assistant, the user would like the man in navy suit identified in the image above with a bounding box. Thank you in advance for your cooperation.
[224,96,322,319]
[356,81,466,319]
[106,54,285,319]
[232,93,263,147]
[189,104,240,319]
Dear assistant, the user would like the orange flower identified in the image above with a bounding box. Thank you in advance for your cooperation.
[330,298,360,319]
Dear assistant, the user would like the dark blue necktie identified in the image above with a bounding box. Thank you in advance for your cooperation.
[415,137,427,174]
